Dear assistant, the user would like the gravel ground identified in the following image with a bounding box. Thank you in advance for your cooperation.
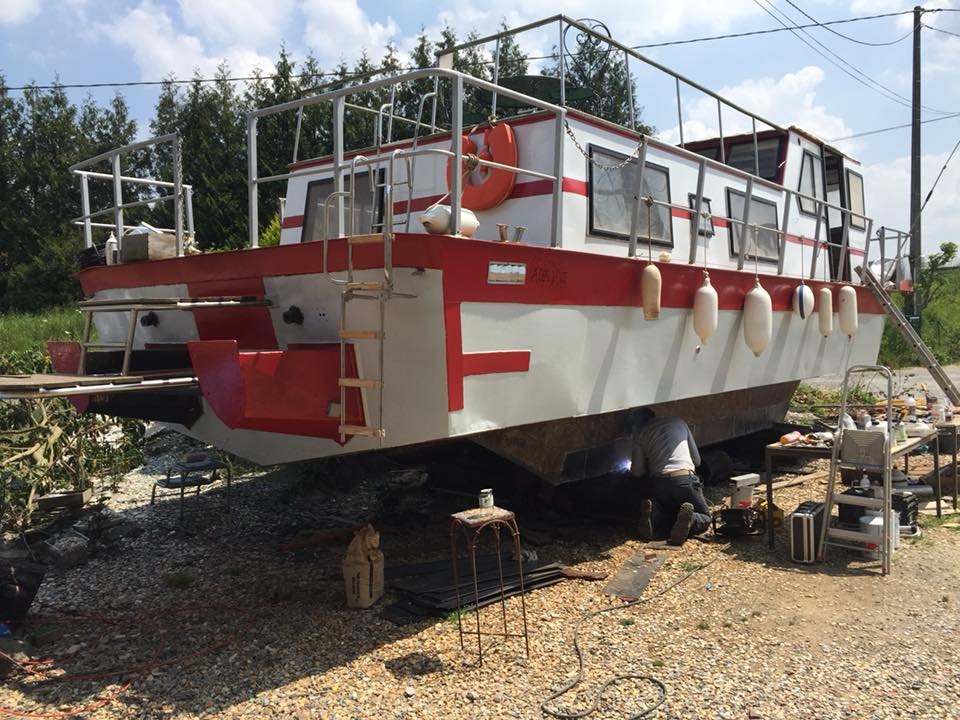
[3,432,960,720]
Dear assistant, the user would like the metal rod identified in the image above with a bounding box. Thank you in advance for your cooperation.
[675,77,684,148]
[558,19,566,107]
[111,154,124,250]
[778,188,791,275]
[80,173,92,249]
[387,84,396,143]
[752,118,760,177]
[492,37,501,117]
[185,186,195,240]
[172,137,183,256]
[861,218,874,284]
[627,138,649,259]
[878,226,887,282]
[431,76,439,131]
[737,177,754,270]
[450,75,464,236]
[688,158,706,264]
[625,50,635,131]
[69,132,180,171]
[717,100,725,163]
[121,309,138,376]
[809,199,824,280]
[247,116,258,248]
[551,111,566,248]
[72,170,192,191]
[836,210,850,281]
[293,106,303,163]
[333,96,345,237]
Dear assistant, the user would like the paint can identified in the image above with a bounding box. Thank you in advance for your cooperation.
[478,489,494,509]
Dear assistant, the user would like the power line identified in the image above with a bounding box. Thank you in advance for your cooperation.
[634,9,915,48]
[829,111,960,141]
[751,0,958,116]
[781,0,917,46]
[1,9,946,92]
[920,134,960,217]
[923,22,960,39]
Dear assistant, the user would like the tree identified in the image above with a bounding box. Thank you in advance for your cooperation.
[915,241,957,313]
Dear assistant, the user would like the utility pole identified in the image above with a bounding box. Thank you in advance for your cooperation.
[906,5,923,320]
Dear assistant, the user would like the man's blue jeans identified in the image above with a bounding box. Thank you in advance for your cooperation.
[650,473,712,537]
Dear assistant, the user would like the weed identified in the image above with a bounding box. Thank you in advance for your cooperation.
[446,610,468,624]
[920,513,960,529]
[696,620,709,630]
[651,659,665,668]
[941,595,949,603]
[163,569,195,590]
[619,618,635,627]
[680,561,701,572]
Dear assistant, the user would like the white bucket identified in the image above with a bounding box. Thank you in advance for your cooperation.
[730,484,754,509]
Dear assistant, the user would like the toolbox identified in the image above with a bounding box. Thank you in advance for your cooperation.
[789,501,825,564]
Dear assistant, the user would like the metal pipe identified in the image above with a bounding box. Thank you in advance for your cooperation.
[185,186,195,240]
[717,100,725,163]
[752,118,760,177]
[247,115,259,248]
[558,19,566,107]
[450,75,464,236]
[111,153,124,250]
[675,77,684,148]
[627,138,649,259]
[80,173,92,249]
[73,170,193,191]
[688,158,706,264]
[551,110,566,248]
[333,96,345,237]
[836,210,851,281]
[492,37,501,117]
[172,137,183,256]
[387,84,396,143]
[293,106,303,163]
[878,226,887,282]
[861,218,874,284]
[809,199,824,279]
[778,189,791,276]
[625,50,635,131]
[69,132,180,171]
[737,177,753,270]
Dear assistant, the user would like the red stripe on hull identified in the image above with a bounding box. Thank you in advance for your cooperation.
[462,350,531,376]
[444,302,464,412]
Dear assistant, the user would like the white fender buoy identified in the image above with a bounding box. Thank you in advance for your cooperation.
[693,271,718,345]
[743,278,772,357]
[818,287,833,337]
[792,283,814,320]
[420,205,479,237]
[642,263,661,321]
[838,285,858,338]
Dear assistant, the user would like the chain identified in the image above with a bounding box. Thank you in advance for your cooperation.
[563,119,645,170]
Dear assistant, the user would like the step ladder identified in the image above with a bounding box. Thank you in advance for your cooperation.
[817,365,896,574]
[860,267,960,406]
[78,295,271,375]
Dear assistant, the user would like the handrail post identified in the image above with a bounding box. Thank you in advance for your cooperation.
[675,77,684,149]
[551,110,566,248]
[111,153,124,250]
[80,173,92,249]
[624,50,635,131]
[878,226,887,282]
[837,210,850,281]
[861,218,874,284]
[492,37,501,117]
[627,137,649,258]
[688,158,706,263]
[751,118,760,177]
[333,95,345,237]
[778,188,791,276]
[558,19,566,107]
[247,115,259,248]
[737,177,753,270]
[717,100,725,163]
[809,198,824,280]
[450,75,464,236]
[185,186,195,241]
[172,136,184,256]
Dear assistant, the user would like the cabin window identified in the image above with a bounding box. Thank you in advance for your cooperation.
[797,150,825,216]
[588,146,672,246]
[687,194,714,237]
[726,138,782,181]
[846,169,866,230]
[725,189,779,263]
[301,172,382,243]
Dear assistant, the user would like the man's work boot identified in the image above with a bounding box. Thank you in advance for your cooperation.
[667,503,694,546]
[637,499,654,541]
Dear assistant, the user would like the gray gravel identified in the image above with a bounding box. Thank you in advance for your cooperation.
[3,432,960,720]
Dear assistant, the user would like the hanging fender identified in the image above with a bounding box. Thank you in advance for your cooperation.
[446,123,518,211]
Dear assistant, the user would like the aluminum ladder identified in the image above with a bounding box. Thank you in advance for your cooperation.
[860,267,960,407]
[817,365,896,574]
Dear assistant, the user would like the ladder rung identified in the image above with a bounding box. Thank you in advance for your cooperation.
[346,281,390,291]
[339,425,385,438]
[338,378,382,389]
[827,527,885,544]
[347,234,387,245]
[338,329,385,340]
[833,495,883,510]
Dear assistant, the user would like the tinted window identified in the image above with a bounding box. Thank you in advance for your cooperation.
[726,189,779,263]
[846,170,866,230]
[797,151,825,215]
[727,138,781,181]
[301,173,381,242]
[589,147,672,246]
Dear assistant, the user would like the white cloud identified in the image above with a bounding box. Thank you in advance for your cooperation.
[0,0,40,24]
[300,0,398,64]
[100,1,273,81]
[657,66,855,153]
[179,0,295,48]
[863,151,960,256]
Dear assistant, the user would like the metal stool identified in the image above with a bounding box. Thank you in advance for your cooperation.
[152,454,232,519]
[449,506,529,665]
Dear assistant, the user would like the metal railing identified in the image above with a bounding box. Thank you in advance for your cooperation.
[246,68,566,249]
[69,133,194,257]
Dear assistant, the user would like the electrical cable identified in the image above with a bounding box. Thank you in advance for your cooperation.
[540,553,724,720]
[923,22,960,39]
[828,112,960,142]
[751,0,959,116]
[781,0,918,46]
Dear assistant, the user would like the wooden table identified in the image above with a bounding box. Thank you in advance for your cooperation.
[764,429,941,548]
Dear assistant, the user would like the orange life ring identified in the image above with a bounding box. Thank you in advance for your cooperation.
[446,123,518,211]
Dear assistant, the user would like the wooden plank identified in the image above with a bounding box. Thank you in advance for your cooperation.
[0,373,145,390]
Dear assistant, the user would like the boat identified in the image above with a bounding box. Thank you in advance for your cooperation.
[3,16,911,484]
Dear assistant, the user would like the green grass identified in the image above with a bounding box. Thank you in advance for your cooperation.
[919,512,960,529]
[792,382,878,417]
[0,307,85,354]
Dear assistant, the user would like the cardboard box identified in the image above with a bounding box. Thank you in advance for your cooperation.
[120,232,178,263]
[342,525,384,608]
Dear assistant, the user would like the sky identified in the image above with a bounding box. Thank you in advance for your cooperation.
[2,0,959,256]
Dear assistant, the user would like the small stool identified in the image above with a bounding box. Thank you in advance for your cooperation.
[152,454,232,519]
[449,506,529,665]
